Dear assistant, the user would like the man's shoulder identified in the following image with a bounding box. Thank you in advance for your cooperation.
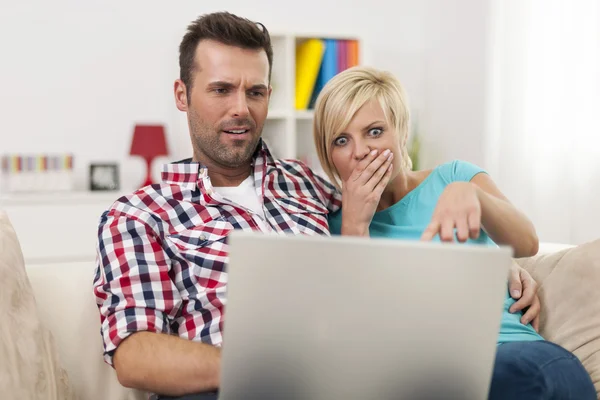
[100,182,196,228]
[269,158,341,214]
[273,158,334,187]
[106,183,176,209]
[274,158,315,177]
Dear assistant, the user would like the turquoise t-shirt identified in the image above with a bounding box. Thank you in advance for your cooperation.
[328,160,543,344]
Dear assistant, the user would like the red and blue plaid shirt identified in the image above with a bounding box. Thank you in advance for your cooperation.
[93,142,341,365]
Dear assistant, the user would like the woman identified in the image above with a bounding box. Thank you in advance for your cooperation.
[313,66,596,399]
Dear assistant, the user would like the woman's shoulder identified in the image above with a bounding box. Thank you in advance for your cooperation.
[425,159,487,183]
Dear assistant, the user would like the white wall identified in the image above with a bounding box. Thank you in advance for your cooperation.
[422,0,492,169]
[0,0,491,191]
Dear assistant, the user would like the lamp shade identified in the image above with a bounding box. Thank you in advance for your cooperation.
[129,124,169,187]
[129,125,168,159]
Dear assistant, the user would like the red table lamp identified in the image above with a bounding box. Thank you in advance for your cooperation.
[129,124,169,187]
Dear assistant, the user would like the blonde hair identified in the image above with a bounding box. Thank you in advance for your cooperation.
[313,66,411,188]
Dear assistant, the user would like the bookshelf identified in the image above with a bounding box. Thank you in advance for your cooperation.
[264,33,363,171]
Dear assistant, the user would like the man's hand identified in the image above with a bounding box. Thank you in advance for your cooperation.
[507,263,541,332]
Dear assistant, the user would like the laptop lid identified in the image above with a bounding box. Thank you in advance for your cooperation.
[220,231,511,400]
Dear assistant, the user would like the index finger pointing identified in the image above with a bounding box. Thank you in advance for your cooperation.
[421,220,440,241]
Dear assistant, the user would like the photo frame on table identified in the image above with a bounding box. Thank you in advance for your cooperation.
[89,163,120,191]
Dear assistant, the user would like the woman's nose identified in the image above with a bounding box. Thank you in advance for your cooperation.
[354,143,374,160]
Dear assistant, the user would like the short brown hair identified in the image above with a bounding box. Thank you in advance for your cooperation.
[179,11,273,97]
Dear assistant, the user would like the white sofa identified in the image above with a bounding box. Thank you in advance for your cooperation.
[1,210,599,399]
[0,210,146,400]
[26,260,147,400]
[30,245,573,400]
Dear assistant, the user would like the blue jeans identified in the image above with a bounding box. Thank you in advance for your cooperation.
[489,340,596,399]
[157,341,596,399]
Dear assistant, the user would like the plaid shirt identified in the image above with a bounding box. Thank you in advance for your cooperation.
[93,141,341,365]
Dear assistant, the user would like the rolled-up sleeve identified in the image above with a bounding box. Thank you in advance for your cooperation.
[93,209,181,366]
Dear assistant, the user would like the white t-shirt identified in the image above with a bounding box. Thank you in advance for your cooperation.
[213,175,266,220]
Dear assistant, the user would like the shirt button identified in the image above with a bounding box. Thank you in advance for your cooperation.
[200,234,207,241]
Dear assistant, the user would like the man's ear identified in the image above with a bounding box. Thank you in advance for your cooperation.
[174,79,189,112]
[267,85,273,106]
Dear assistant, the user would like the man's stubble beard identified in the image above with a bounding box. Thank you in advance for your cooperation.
[188,108,263,168]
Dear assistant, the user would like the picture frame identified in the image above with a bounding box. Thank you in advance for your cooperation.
[89,163,120,191]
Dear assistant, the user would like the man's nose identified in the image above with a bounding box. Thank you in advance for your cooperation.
[231,91,250,119]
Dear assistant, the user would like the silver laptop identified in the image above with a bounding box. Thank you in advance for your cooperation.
[219,231,511,400]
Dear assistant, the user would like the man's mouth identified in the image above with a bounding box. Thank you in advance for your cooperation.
[223,128,250,135]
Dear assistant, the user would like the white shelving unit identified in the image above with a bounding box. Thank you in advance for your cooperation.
[263,33,363,168]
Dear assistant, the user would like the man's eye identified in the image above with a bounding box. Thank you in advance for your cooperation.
[249,91,264,97]
[334,137,348,146]
[214,88,228,94]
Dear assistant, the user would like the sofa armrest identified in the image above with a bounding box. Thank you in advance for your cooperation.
[537,242,575,256]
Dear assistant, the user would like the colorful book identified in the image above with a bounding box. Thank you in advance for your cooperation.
[303,38,361,109]
[295,39,326,110]
[0,153,74,193]
[337,40,348,73]
[308,39,339,108]
[347,40,359,68]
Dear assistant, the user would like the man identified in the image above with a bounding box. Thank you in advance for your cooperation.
[93,11,541,400]
[94,12,338,400]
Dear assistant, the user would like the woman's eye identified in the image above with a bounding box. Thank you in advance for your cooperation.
[334,137,348,146]
[368,128,383,137]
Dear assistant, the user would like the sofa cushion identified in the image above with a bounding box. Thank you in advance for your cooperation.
[517,239,600,397]
[26,261,148,400]
[0,210,75,399]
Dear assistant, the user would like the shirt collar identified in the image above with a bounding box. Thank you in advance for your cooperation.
[160,138,275,188]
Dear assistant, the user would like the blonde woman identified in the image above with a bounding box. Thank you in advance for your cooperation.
[313,66,596,400]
